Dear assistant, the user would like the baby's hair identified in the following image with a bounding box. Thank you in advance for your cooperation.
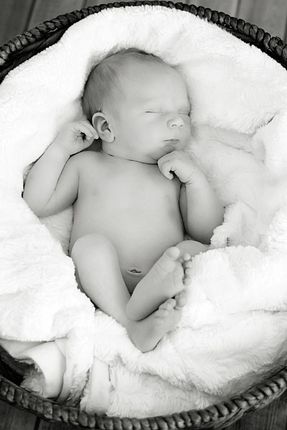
[82,48,165,122]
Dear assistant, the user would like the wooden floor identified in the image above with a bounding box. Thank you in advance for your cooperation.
[1,0,287,429]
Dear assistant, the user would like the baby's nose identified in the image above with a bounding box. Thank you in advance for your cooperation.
[167,116,184,128]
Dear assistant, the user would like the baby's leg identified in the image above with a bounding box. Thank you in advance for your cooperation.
[71,234,187,352]
[71,234,130,324]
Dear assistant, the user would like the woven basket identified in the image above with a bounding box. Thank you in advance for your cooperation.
[1,1,287,428]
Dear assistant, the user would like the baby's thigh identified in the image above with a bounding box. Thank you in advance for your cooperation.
[71,234,121,292]
[71,233,120,269]
[176,239,208,258]
[70,234,146,293]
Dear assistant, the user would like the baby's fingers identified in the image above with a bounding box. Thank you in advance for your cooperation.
[158,159,174,180]
[81,121,99,139]
[73,121,98,140]
[80,132,96,144]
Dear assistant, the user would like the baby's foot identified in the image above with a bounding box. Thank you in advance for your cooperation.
[127,297,184,352]
[127,247,190,320]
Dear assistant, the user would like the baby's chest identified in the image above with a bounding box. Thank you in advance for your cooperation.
[100,169,180,212]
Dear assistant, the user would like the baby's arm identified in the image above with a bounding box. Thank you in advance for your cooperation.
[158,150,224,244]
[179,172,224,244]
[23,121,98,217]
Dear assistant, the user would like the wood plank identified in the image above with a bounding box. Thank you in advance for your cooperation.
[0,399,36,430]
[85,0,135,6]
[28,0,86,29]
[238,0,287,40]
[37,418,77,429]
[0,0,34,46]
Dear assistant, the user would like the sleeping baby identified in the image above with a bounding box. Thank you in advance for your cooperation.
[23,49,224,352]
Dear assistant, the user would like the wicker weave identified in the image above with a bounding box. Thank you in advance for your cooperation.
[1,1,287,428]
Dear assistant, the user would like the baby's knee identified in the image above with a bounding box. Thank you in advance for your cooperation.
[71,234,116,263]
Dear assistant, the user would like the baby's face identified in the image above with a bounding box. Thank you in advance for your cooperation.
[105,61,192,163]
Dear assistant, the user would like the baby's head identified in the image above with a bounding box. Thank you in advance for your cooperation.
[82,49,192,163]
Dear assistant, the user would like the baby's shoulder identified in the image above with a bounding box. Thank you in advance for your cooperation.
[71,150,102,172]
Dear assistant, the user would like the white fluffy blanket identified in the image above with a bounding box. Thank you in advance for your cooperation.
[1,5,287,417]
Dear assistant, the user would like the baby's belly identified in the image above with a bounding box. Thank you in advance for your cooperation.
[115,222,183,278]
[71,209,184,291]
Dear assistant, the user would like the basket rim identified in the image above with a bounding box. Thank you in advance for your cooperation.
[1,363,287,428]
[0,0,287,81]
[1,1,287,428]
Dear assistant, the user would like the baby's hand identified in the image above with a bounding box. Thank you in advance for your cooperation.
[157,150,203,184]
[54,120,99,156]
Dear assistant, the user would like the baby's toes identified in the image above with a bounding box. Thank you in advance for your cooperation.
[183,252,191,261]
[157,247,181,273]
[165,247,181,260]
[159,298,176,312]
[175,290,187,309]
[183,260,193,270]
[183,267,192,285]
[155,299,175,320]
[179,252,192,264]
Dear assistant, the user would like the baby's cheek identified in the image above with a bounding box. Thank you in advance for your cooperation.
[142,120,160,137]
[184,126,192,141]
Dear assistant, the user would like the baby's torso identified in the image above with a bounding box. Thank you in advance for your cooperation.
[70,152,185,275]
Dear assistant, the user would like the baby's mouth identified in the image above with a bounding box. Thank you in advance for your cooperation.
[164,139,181,151]
[164,139,180,144]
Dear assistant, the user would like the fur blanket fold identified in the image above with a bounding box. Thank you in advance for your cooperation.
[1,4,287,417]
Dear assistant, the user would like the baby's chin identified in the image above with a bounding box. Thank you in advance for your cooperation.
[150,146,175,161]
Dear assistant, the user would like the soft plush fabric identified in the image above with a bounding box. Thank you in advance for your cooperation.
[1,4,287,417]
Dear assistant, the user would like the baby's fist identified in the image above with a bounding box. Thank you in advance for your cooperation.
[56,120,98,156]
[157,150,200,184]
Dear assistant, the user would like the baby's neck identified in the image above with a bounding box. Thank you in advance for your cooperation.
[101,144,156,165]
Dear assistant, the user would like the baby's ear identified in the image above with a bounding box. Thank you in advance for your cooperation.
[92,112,114,143]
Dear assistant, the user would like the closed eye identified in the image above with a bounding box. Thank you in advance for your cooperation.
[145,110,191,117]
